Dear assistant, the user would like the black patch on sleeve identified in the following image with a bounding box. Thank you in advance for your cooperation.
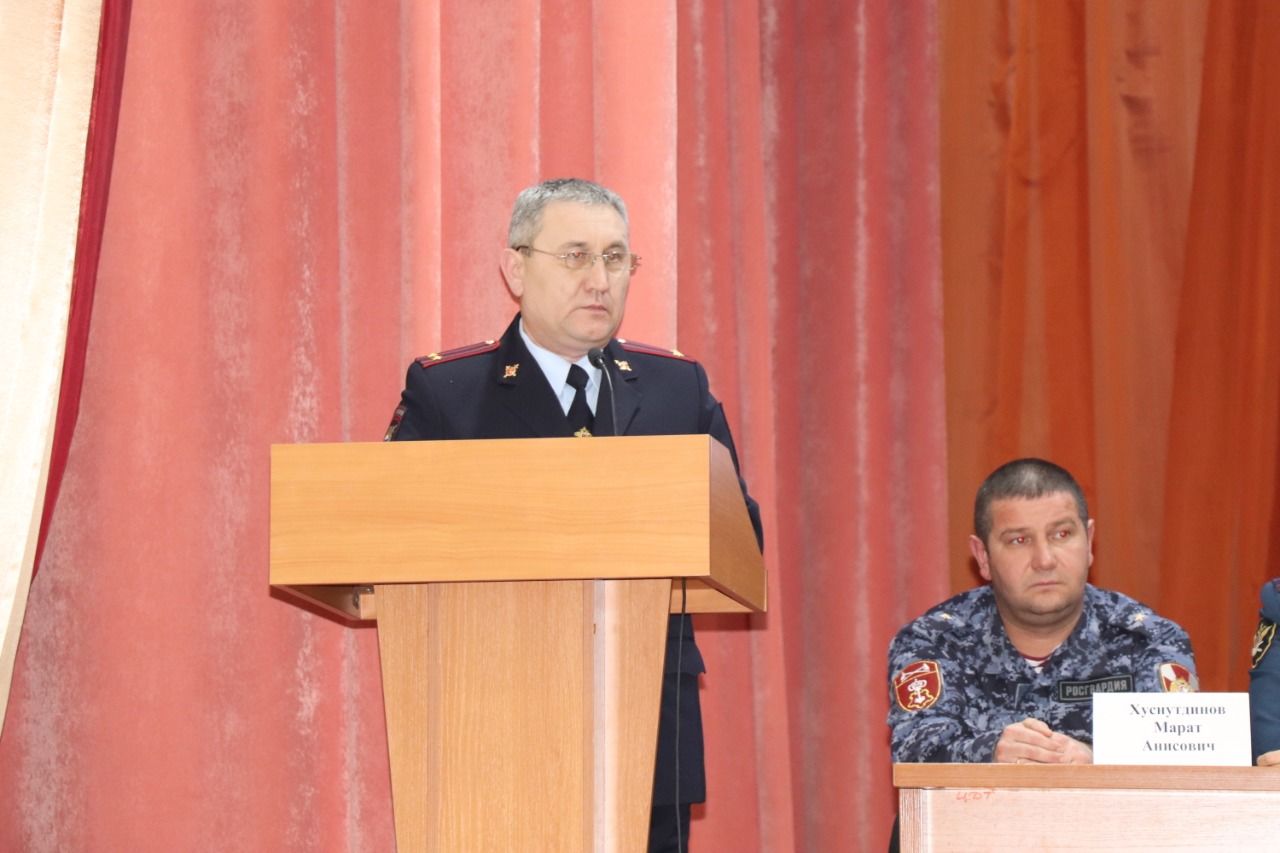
[1057,674,1134,702]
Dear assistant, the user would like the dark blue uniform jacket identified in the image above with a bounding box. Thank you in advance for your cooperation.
[1250,578,1280,763]
[387,314,763,805]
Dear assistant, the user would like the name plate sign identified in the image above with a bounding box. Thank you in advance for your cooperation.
[1092,692,1250,765]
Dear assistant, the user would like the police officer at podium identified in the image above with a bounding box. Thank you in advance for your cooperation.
[385,177,763,852]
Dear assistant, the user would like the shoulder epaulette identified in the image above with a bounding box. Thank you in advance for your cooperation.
[414,339,498,368]
[617,338,694,362]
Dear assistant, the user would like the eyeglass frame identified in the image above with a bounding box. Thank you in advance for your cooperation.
[514,245,642,275]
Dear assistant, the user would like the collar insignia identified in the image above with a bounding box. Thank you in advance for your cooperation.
[503,363,519,379]
[574,427,593,438]
[614,359,632,372]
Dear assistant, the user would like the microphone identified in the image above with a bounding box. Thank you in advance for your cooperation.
[587,347,618,436]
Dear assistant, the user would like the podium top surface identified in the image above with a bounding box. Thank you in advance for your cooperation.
[270,434,766,617]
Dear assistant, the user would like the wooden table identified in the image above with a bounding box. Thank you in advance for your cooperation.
[894,763,1280,852]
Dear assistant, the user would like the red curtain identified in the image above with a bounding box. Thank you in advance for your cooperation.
[941,0,1280,694]
[33,1,133,581]
[14,0,1276,849]
[2,3,942,850]
[1161,0,1280,691]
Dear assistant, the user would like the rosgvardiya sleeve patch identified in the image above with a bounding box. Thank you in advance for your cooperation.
[893,660,943,711]
[1157,662,1199,693]
[1252,617,1276,669]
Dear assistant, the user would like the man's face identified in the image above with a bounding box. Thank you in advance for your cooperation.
[968,492,1094,633]
[501,201,631,360]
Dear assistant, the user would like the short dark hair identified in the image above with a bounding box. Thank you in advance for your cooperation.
[973,458,1089,544]
[507,177,629,248]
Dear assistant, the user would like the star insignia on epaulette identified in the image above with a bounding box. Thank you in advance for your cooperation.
[574,427,593,438]
[939,613,952,621]
[614,359,632,372]
[671,348,684,357]
[425,352,442,361]
[503,363,519,378]
[1131,612,1147,625]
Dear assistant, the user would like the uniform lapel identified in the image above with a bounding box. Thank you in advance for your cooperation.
[494,316,575,438]
[601,339,641,435]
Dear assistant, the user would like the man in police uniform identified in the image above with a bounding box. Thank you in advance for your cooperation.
[385,177,762,852]
[1250,578,1280,766]
[887,458,1197,765]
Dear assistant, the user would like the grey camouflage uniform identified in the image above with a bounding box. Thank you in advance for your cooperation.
[887,584,1197,762]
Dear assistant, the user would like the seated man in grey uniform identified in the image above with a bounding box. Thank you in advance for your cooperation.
[887,458,1197,766]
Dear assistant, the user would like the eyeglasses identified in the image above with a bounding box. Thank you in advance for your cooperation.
[516,245,641,275]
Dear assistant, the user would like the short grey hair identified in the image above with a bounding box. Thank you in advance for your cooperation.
[973,458,1090,544]
[507,177,629,247]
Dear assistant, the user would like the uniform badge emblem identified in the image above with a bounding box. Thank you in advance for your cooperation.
[1157,662,1198,693]
[574,427,593,438]
[383,403,406,441]
[503,363,519,378]
[614,359,632,372]
[1252,619,1276,669]
[1130,612,1147,625]
[425,352,442,361]
[894,660,943,712]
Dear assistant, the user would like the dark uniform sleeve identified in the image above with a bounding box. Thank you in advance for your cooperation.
[1250,579,1280,762]
[886,626,1001,762]
[386,361,445,442]
[695,361,763,549]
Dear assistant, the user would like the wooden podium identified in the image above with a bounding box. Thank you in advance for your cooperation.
[269,435,766,852]
[894,763,1280,851]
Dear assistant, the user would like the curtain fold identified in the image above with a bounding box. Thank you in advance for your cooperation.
[35,1,134,578]
[0,0,110,739]
[942,0,1278,694]
[1160,0,1280,691]
[753,3,947,848]
[943,0,1206,598]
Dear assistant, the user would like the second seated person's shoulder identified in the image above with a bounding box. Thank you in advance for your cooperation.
[1263,578,1280,622]
[1083,585,1191,644]
[1081,585,1198,691]
[889,586,994,657]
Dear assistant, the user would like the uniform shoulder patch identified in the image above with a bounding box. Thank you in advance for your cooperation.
[1252,618,1276,669]
[414,339,498,368]
[893,659,943,712]
[1157,662,1198,693]
[383,403,406,441]
[617,338,694,362]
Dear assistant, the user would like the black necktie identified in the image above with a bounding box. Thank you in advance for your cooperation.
[566,364,594,435]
